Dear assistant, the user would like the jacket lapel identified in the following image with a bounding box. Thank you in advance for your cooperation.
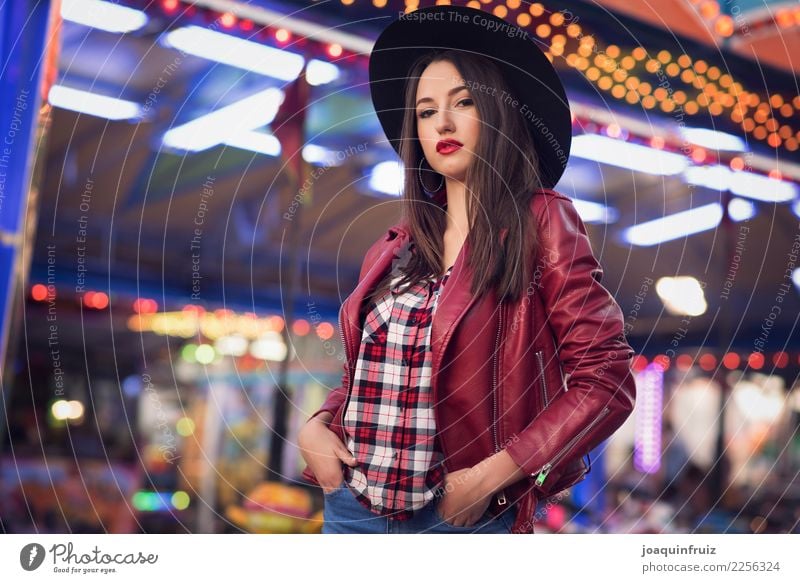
[339,227,408,361]
[341,222,508,379]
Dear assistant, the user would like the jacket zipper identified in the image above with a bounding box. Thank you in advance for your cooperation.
[491,301,507,506]
[533,405,611,487]
[336,304,354,439]
[535,350,549,409]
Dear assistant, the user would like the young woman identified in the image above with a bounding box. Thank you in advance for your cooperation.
[298,5,636,534]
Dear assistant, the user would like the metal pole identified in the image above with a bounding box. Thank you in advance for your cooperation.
[0,0,58,455]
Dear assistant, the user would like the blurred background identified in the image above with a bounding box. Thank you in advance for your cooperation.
[0,0,798,534]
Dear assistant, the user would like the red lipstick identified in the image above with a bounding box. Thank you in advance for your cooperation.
[436,139,463,154]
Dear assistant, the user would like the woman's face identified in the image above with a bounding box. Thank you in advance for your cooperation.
[415,60,481,184]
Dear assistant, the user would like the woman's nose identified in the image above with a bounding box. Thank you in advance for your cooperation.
[435,109,455,134]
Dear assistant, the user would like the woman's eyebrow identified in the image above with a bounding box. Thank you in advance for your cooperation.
[415,85,469,107]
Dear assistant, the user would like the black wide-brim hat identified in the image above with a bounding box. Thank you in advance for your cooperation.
[369,5,572,189]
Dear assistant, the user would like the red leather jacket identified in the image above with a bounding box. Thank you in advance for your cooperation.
[301,188,636,534]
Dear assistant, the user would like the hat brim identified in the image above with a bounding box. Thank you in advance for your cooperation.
[368,5,572,189]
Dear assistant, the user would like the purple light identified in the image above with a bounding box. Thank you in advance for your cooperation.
[634,362,663,473]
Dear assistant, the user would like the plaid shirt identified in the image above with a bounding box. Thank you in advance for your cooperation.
[342,244,453,519]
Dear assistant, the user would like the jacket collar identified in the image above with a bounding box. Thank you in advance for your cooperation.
[341,218,506,377]
[387,223,508,244]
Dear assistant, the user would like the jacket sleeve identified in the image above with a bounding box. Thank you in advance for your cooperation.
[305,370,348,427]
[504,194,637,480]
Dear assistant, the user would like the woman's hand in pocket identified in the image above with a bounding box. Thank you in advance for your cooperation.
[435,467,492,526]
[298,415,358,494]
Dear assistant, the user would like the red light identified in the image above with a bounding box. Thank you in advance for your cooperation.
[773,351,789,367]
[691,147,707,163]
[698,353,716,371]
[133,298,158,314]
[84,291,108,309]
[747,352,764,369]
[327,43,343,58]
[270,316,285,332]
[31,284,49,301]
[652,354,670,371]
[240,19,254,32]
[316,322,334,340]
[275,28,291,43]
[161,0,180,14]
[676,354,693,371]
[631,355,648,372]
[220,12,237,28]
[292,319,311,336]
[722,352,740,369]
[92,292,109,309]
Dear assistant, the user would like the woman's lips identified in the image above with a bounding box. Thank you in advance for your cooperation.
[436,140,463,154]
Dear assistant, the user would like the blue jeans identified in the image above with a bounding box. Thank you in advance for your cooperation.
[321,479,517,534]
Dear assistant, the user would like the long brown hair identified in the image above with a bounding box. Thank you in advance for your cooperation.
[364,49,545,313]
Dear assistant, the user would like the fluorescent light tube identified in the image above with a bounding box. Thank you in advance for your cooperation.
[48,84,142,120]
[163,25,304,81]
[572,134,687,175]
[162,88,284,152]
[61,0,148,33]
[680,127,747,152]
[623,203,723,246]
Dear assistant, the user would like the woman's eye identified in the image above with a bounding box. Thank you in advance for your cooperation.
[418,99,472,119]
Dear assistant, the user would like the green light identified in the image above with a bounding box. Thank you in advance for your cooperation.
[181,343,198,363]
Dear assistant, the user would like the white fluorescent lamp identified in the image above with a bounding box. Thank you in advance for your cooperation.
[571,198,618,224]
[303,144,342,166]
[680,127,747,152]
[250,333,288,362]
[162,87,284,152]
[61,0,148,33]
[684,165,797,202]
[214,335,249,357]
[162,25,304,81]
[48,84,142,120]
[730,170,797,203]
[306,59,340,86]
[793,199,800,219]
[623,203,723,246]
[683,165,732,191]
[792,268,800,292]
[369,161,404,196]
[656,276,707,316]
[571,134,687,175]
[728,197,756,221]
[224,130,281,156]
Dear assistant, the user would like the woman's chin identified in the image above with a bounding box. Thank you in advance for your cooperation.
[433,165,468,183]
